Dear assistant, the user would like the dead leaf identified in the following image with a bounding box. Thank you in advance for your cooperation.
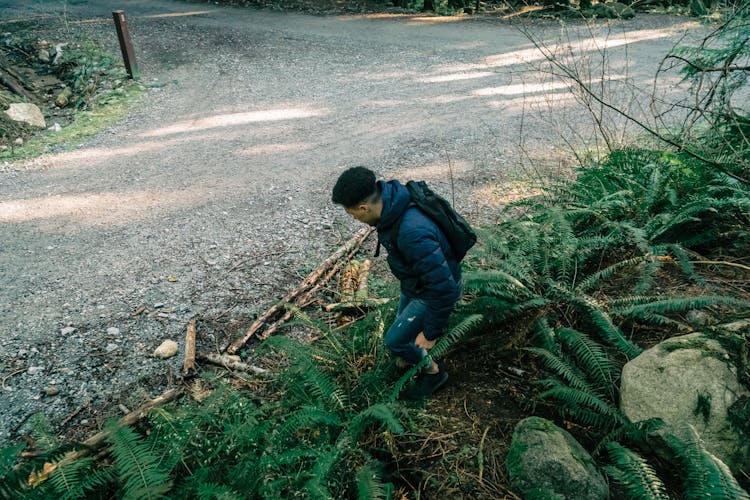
[28,462,57,486]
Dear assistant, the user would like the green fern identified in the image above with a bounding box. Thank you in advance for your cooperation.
[603,442,669,500]
[612,295,750,325]
[348,403,404,443]
[524,347,595,395]
[665,425,750,499]
[569,295,642,359]
[104,420,172,500]
[356,460,393,500]
[275,406,342,444]
[538,380,626,429]
[556,327,618,399]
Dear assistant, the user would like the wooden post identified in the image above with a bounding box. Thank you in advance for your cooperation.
[112,10,139,80]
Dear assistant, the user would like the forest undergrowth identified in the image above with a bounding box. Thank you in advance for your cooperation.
[2,3,750,500]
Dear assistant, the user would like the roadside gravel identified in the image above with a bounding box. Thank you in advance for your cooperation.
[0,0,703,444]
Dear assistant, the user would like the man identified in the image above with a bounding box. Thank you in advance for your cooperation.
[332,166,462,399]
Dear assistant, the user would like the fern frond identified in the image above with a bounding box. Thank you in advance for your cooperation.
[298,364,349,411]
[429,314,484,360]
[666,425,750,499]
[104,420,172,500]
[556,328,618,399]
[356,460,392,500]
[570,296,642,359]
[612,295,750,319]
[603,442,669,500]
[539,380,625,428]
[349,404,403,443]
[525,347,595,394]
[463,271,533,299]
[635,256,662,294]
[275,406,342,444]
[532,316,560,355]
[576,256,646,294]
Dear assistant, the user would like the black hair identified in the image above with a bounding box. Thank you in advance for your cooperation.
[331,166,378,207]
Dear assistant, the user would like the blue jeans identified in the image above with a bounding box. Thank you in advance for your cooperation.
[384,294,430,366]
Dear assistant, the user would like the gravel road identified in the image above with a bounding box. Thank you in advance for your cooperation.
[0,0,703,444]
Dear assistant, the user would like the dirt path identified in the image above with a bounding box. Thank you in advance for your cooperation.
[0,0,702,443]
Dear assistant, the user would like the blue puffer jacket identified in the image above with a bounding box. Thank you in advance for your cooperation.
[376,180,462,340]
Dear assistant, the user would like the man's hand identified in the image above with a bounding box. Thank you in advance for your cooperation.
[415,332,436,350]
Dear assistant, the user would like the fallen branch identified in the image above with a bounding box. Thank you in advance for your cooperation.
[691,260,750,272]
[324,298,390,312]
[21,389,182,461]
[355,258,372,300]
[182,319,197,375]
[258,236,367,340]
[226,227,372,353]
[198,353,268,374]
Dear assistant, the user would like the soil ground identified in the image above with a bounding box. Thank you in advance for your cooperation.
[0,0,709,490]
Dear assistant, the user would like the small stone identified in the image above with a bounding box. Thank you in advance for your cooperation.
[38,48,50,63]
[14,137,23,146]
[153,340,179,359]
[27,366,44,375]
[154,302,165,309]
[55,87,73,107]
[105,343,119,353]
[61,326,76,335]
[80,419,88,425]
[106,327,121,336]
[47,122,62,132]
[45,386,59,396]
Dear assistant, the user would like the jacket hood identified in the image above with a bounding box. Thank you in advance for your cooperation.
[377,180,411,230]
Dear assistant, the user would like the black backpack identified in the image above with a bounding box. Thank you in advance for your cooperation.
[390,180,477,261]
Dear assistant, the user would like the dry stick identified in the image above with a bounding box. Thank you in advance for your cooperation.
[259,241,365,340]
[21,389,184,460]
[691,260,750,272]
[355,258,371,300]
[182,319,197,375]
[226,226,372,353]
[197,353,268,375]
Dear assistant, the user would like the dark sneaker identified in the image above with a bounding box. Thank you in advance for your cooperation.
[403,368,448,400]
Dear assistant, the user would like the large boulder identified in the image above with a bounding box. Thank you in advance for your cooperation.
[506,417,608,500]
[4,103,46,128]
[620,332,750,472]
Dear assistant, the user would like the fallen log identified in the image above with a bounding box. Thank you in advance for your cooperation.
[198,352,268,374]
[226,227,372,353]
[182,319,197,375]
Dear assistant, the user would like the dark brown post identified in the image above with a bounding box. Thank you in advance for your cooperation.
[112,10,139,80]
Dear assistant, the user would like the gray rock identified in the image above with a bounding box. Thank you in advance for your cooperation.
[27,366,45,375]
[620,332,750,472]
[105,342,119,353]
[45,386,59,396]
[686,309,715,328]
[61,326,76,335]
[506,417,608,500]
[106,327,121,336]
[5,103,46,128]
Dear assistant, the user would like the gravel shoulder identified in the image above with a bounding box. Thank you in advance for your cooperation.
[0,0,704,444]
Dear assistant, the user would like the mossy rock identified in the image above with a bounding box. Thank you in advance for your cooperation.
[506,417,608,500]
